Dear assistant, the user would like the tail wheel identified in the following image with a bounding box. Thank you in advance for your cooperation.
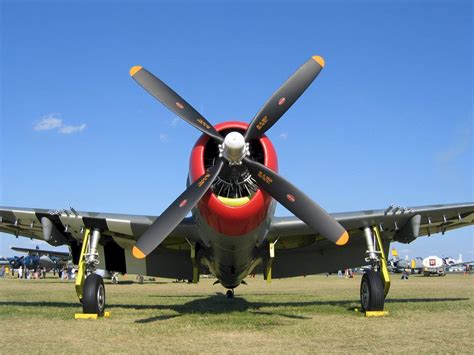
[360,270,384,312]
[226,289,234,299]
[82,273,105,316]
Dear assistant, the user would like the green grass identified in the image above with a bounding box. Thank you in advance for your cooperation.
[0,274,473,353]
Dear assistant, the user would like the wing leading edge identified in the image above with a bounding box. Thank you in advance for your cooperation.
[0,206,198,250]
[262,202,473,278]
[270,202,474,244]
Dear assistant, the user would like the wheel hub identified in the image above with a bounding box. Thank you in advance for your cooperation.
[97,284,105,310]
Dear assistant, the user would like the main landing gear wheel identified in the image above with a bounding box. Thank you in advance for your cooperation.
[226,289,234,299]
[360,270,384,312]
[82,273,105,316]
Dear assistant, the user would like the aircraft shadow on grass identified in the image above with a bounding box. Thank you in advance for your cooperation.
[0,294,469,323]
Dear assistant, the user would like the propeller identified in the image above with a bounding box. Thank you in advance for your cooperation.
[245,56,325,141]
[243,158,348,245]
[130,55,348,259]
[132,159,225,259]
[130,66,223,143]
[10,256,24,268]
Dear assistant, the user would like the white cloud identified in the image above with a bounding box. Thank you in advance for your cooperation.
[159,133,168,142]
[34,116,63,131]
[34,114,86,134]
[279,132,288,140]
[59,123,87,134]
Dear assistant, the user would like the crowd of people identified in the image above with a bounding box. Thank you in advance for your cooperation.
[0,264,76,280]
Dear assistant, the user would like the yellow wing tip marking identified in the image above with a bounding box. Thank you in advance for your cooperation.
[312,56,325,68]
[132,246,146,259]
[336,231,349,245]
[130,66,143,76]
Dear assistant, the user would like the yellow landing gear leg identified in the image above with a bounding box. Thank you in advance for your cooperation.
[74,228,110,319]
[265,242,275,284]
[190,242,199,284]
[372,225,391,298]
[75,228,90,303]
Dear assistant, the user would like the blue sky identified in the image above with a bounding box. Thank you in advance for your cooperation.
[1,0,472,261]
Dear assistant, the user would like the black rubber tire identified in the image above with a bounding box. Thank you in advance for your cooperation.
[360,270,384,312]
[226,290,234,299]
[82,274,105,316]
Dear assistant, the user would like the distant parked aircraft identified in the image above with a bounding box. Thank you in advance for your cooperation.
[388,249,424,274]
[10,246,69,271]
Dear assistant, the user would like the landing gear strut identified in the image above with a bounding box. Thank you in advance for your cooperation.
[360,226,390,313]
[75,228,107,317]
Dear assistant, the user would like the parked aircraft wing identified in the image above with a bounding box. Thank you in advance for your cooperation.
[446,260,474,267]
[263,202,473,278]
[269,202,474,243]
[0,207,198,251]
[10,246,69,259]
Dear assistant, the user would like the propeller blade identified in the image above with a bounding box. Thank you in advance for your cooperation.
[130,66,223,143]
[245,56,325,141]
[132,159,225,258]
[243,157,348,245]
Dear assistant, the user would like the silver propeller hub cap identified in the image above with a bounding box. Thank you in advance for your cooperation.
[219,131,249,165]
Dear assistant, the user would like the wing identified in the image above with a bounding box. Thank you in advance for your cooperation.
[10,246,70,258]
[447,261,474,267]
[0,206,198,246]
[265,202,474,278]
[0,206,199,279]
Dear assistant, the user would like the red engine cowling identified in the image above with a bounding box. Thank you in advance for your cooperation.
[189,121,278,236]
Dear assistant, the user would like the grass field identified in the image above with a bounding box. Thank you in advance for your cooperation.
[0,273,473,353]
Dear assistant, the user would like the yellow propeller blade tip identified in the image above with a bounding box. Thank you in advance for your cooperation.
[336,231,349,246]
[312,56,325,68]
[132,246,146,259]
[130,66,143,76]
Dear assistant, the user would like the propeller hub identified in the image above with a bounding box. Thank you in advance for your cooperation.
[219,131,249,165]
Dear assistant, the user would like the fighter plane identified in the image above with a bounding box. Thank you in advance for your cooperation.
[9,246,69,271]
[388,249,424,274]
[443,254,473,269]
[428,254,473,275]
[1,56,473,317]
